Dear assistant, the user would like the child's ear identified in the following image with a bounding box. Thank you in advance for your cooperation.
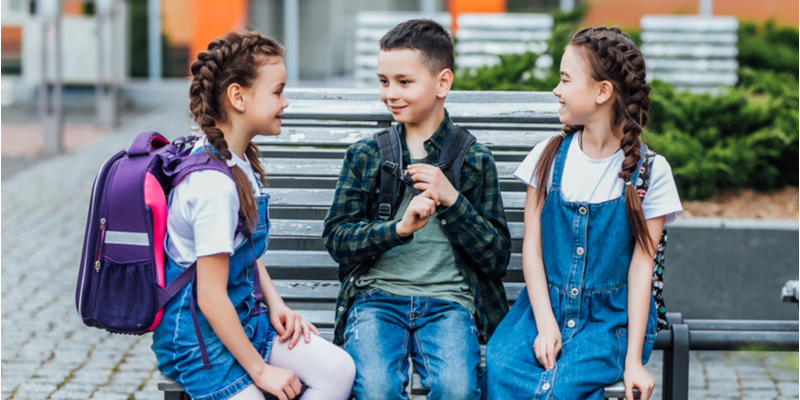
[226,83,246,113]
[596,80,613,106]
[436,69,453,99]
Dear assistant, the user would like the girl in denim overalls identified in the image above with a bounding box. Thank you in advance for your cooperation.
[150,32,355,400]
[485,27,682,400]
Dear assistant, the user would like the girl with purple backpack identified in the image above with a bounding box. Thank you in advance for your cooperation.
[484,27,682,400]
[150,31,355,400]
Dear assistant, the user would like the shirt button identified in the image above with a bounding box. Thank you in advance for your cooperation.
[441,219,447,225]
[576,247,584,256]
[571,287,579,296]
[579,206,587,215]
[349,277,354,283]
[542,383,551,390]
[338,306,344,312]
[567,319,576,328]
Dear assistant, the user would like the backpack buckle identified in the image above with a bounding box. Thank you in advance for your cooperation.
[378,203,392,221]
[382,161,401,177]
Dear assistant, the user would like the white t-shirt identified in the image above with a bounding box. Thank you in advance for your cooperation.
[167,139,262,264]
[513,135,683,225]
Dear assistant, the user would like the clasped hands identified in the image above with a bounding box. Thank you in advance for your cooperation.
[395,163,458,237]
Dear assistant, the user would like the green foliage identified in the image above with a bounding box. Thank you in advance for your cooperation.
[737,21,799,78]
[645,79,798,199]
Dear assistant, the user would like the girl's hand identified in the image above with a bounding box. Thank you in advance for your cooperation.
[624,363,655,400]
[269,302,320,349]
[253,364,302,400]
[532,323,562,370]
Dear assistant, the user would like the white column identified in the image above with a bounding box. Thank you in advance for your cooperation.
[148,0,162,81]
[284,0,299,84]
[421,0,436,13]
[560,0,574,13]
[39,0,63,154]
[96,0,119,127]
[699,0,713,16]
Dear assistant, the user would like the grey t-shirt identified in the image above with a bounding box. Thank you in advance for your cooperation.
[355,157,476,314]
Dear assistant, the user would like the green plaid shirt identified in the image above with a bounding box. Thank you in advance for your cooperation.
[322,110,511,345]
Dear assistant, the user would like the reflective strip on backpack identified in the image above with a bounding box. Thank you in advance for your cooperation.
[104,231,150,246]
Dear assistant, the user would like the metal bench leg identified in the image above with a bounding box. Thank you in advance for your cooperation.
[663,323,689,400]
[165,392,189,400]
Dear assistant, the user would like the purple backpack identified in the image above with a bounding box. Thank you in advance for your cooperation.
[76,132,265,347]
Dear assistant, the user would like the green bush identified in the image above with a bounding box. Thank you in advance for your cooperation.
[738,21,799,78]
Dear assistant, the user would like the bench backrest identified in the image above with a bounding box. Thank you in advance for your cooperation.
[353,12,452,87]
[455,13,554,70]
[255,88,561,328]
[640,15,739,92]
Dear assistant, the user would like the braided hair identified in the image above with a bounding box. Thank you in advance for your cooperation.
[189,31,284,228]
[532,27,654,253]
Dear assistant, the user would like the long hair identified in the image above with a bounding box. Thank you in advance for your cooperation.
[188,31,284,228]
[533,27,654,253]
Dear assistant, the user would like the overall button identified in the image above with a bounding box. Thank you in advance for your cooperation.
[567,319,576,328]
[576,247,585,256]
[349,277,355,283]
[579,206,587,215]
[571,287,579,296]
[542,383,551,391]
[338,306,344,312]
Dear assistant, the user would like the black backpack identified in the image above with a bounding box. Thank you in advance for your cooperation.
[374,125,476,220]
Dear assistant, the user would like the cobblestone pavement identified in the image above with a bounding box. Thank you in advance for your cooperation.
[2,106,798,400]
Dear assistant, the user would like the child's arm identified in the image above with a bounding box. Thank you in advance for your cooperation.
[521,185,561,371]
[407,150,511,279]
[322,143,416,267]
[623,216,665,400]
[196,254,302,399]
[254,259,319,348]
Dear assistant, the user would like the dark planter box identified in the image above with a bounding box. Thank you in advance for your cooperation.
[665,219,799,321]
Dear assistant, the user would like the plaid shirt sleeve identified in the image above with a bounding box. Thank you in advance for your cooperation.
[322,140,411,272]
[438,143,511,279]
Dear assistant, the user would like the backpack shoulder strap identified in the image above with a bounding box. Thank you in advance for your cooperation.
[635,145,657,199]
[437,125,477,191]
[170,152,233,187]
[374,126,403,221]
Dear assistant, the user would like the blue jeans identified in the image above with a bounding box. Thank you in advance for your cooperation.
[344,289,482,400]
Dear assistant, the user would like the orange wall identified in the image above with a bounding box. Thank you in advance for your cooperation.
[448,0,506,30]
[189,0,248,61]
[583,0,799,28]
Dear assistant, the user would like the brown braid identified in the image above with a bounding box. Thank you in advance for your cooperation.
[532,26,654,253]
[188,31,284,228]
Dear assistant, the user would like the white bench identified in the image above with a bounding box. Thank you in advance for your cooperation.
[352,11,452,87]
[640,15,739,92]
[455,12,554,74]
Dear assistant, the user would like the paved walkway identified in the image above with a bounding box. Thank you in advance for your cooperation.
[2,106,798,400]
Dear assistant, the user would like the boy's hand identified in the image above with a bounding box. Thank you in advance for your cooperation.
[396,190,437,237]
[407,164,459,207]
[624,363,655,400]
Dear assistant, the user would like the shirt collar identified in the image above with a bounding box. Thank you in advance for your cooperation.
[394,108,454,153]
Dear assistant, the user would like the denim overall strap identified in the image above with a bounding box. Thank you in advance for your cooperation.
[550,133,575,188]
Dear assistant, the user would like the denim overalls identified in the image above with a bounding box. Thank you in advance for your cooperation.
[151,148,276,400]
[485,134,658,399]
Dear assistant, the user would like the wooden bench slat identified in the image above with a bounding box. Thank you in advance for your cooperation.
[265,188,526,209]
[253,126,559,150]
[268,219,525,240]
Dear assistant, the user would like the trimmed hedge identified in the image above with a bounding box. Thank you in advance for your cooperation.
[453,12,799,200]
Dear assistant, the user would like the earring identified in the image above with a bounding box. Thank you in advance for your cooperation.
[596,100,601,105]
[240,107,245,114]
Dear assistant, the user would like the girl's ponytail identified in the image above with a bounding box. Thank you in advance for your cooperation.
[188,31,284,228]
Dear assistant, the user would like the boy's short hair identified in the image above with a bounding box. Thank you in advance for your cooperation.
[379,19,454,75]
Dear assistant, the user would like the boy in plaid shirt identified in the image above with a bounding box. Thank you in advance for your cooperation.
[322,19,511,399]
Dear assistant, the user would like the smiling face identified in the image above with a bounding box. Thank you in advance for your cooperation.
[377,48,446,125]
[241,57,288,136]
[552,46,603,125]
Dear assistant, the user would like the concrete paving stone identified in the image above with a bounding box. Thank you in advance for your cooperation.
[13,382,58,395]
[133,389,161,400]
[69,370,114,385]
[90,389,136,399]
[110,371,153,385]
[58,382,103,392]
[49,389,96,400]
[1,392,12,400]
[778,382,800,397]
[741,390,779,399]
[101,382,143,393]
[739,379,779,390]
[0,379,22,393]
